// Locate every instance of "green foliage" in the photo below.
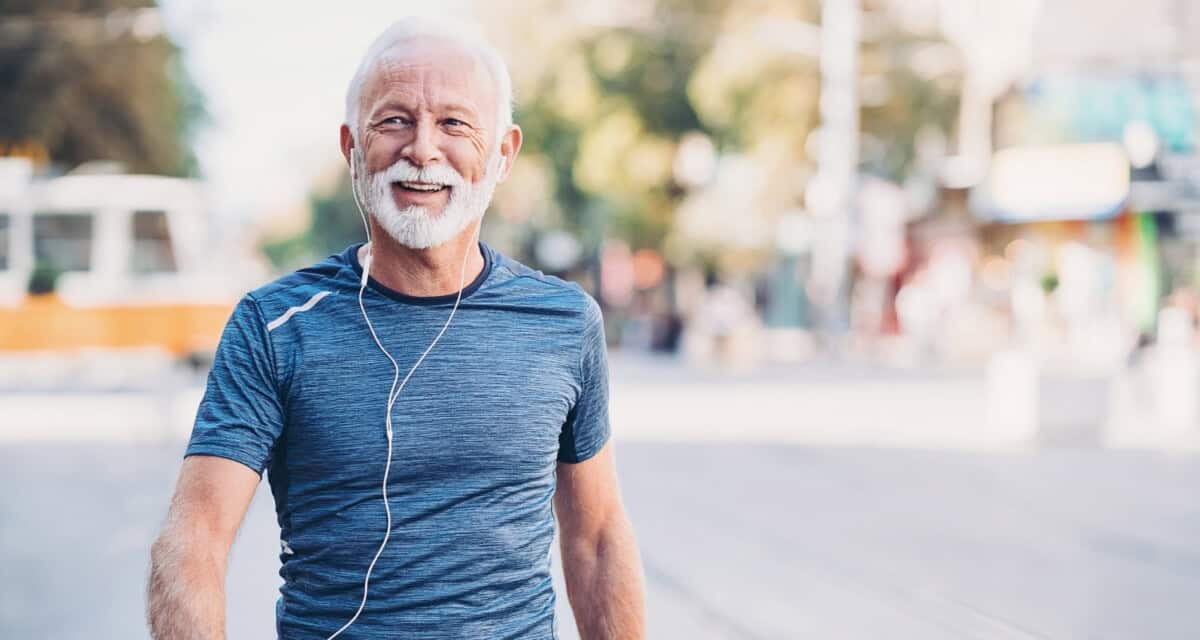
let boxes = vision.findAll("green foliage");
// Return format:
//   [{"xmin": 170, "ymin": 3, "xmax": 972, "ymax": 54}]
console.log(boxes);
[
  {"xmin": 584, "ymin": 28, "xmax": 706, "ymax": 138},
  {"xmin": 272, "ymin": 0, "xmax": 962, "ymax": 274},
  {"xmin": 858, "ymin": 21, "xmax": 961, "ymax": 181},
  {"xmin": 27, "ymin": 260, "xmax": 60, "ymax": 296},
  {"xmin": 0, "ymin": 1, "xmax": 205, "ymax": 176},
  {"xmin": 1040, "ymin": 271, "xmax": 1059, "ymax": 294},
  {"xmin": 262, "ymin": 174, "xmax": 364, "ymax": 270}
]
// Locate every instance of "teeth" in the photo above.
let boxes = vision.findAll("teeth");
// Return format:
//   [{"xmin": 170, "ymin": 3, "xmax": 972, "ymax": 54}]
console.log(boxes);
[{"xmin": 399, "ymin": 182, "xmax": 444, "ymax": 192}]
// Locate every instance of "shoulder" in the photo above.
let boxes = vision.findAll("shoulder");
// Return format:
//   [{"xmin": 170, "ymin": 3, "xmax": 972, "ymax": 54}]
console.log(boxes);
[
  {"xmin": 485, "ymin": 245, "xmax": 601, "ymax": 323},
  {"xmin": 241, "ymin": 246, "xmax": 356, "ymax": 322}
]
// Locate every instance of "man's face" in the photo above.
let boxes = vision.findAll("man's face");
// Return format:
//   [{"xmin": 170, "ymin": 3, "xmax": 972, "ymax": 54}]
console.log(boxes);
[{"xmin": 356, "ymin": 40, "xmax": 500, "ymax": 230}]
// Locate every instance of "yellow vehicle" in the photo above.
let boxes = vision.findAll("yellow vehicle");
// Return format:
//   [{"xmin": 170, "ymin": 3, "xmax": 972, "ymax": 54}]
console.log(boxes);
[{"xmin": 0, "ymin": 159, "xmax": 259, "ymax": 359}]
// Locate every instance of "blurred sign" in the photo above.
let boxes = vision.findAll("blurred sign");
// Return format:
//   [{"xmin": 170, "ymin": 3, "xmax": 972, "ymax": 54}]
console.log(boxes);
[
  {"xmin": 1023, "ymin": 72, "xmax": 1195, "ymax": 152},
  {"xmin": 1128, "ymin": 180, "xmax": 1200, "ymax": 213},
  {"xmin": 979, "ymin": 143, "xmax": 1130, "ymax": 222}
]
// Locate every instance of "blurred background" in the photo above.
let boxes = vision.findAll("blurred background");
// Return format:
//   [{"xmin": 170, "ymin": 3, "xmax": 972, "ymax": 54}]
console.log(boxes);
[{"xmin": 2, "ymin": 0, "xmax": 1199, "ymax": 638}]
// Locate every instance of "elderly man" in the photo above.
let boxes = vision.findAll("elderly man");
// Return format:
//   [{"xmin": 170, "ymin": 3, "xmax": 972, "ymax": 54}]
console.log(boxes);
[{"xmin": 147, "ymin": 17, "xmax": 645, "ymax": 640}]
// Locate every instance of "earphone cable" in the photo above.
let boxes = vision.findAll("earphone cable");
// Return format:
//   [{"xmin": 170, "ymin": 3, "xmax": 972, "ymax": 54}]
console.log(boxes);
[{"xmin": 327, "ymin": 150, "xmax": 477, "ymax": 639}]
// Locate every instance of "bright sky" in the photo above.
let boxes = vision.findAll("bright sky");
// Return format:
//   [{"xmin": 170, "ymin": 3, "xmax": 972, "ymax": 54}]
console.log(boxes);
[{"xmin": 160, "ymin": 0, "xmax": 471, "ymax": 233}]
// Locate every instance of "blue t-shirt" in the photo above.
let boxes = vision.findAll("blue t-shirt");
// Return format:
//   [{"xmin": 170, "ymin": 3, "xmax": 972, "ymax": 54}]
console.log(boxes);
[{"xmin": 186, "ymin": 242, "xmax": 610, "ymax": 639}]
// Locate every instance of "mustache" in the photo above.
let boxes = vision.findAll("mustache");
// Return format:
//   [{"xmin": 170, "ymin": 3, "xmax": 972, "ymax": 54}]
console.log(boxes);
[{"xmin": 371, "ymin": 159, "xmax": 465, "ymax": 188}]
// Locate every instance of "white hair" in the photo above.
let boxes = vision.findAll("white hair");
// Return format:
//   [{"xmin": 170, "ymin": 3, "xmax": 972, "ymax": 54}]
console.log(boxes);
[
  {"xmin": 345, "ymin": 17, "xmax": 514, "ymax": 145},
  {"xmin": 363, "ymin": 151, "xmax": 503, "ymax": 249}
]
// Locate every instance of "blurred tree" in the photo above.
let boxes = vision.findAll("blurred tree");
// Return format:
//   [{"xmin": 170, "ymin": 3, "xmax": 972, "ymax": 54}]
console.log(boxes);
[
  {"xmin": 0, "ymin": 0, "xmax": 204, "ymax": 176},
  {"xmin": 268, "ymin": 0, "xmax": 962, "ymax": 280},
  {"xmin": 857, "ymin": 0, "xmax": 962, "ymax": 182},
  {"xmin": 261, "ymin": 174, "xmax": 363, "ymax": 270},
  {"xmin": 485, "ymin": 0, "xmax": 788, "ymax": 266}
]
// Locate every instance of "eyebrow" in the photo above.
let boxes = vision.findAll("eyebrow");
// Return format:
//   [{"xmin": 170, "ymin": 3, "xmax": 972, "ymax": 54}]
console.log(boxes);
[
  {"xmin": 368, "ymin": 101, "xmax": 481, "ymax": 124},
  {"xmin": 367, "ymin": 101, "xmax": 413, "ymax": 120}
]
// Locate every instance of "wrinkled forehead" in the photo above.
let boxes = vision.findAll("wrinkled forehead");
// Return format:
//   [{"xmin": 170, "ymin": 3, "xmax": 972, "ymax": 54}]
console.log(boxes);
[{"xmin": 358, "ymin": 38, "xmax": 497, "ymax": 123}]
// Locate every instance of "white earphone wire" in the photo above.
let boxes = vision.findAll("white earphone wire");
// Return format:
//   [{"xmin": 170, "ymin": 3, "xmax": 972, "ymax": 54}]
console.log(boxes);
[{"xmin": 327, "ymin": 148, "xmax": 478, "ymax": 639}]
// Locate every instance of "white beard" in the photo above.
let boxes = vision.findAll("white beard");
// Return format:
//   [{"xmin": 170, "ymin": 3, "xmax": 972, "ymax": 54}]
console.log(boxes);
[{"xmin": 363, "ymin": 152, "xmax": 502, "ymax": 250}]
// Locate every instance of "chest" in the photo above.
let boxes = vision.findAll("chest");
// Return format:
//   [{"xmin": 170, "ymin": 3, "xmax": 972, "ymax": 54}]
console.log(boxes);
[{"xmin": 276, "ymin": 308, "xmax": 580, "ymax": 486}]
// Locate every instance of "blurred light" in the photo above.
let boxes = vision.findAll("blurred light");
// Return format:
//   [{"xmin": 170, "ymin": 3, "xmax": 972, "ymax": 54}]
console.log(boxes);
[
  {"xmin": 940, "ymin": 0, "xmax": 1041, "ymax": 97},
  {"xmin": 895, "ymin": 280, "xmax": 935, "ymax": 335},
  {"xmin": 1123, "ymin": 120, "xmax": 1160, "ymax": 170},
  {"xmin": 601, "ymin": 241, "xmax": 635, "ymax": 308},
  {"xmin": 858, "ymin": 74, "xmax": 892, "ymax": 107},
  {"xmin": 981, "ymin": 144, "xmax": 1130, "ymax": 221},
  {"xmin": 1012, "ymin": 281, "xmax": 1046, "ymax": 325},
  {"xmin": 776, "ymin": 210, "xmax": 812, "ymax": 255},
  {"xmin": 903, "ymin": 176, "xmax": 937, "ymax": 214},
  {"xmin": 804, "ymin": 173, "xmax": 842, "ymax": 217},
  {"xmin": 858, "ymin": 178, "xmax": 908, "ymax": 277},
  {"xmin": 888, "ymin": 0, "xmax": 941, "ymax": 35},
  {"xmin": 534, "ymin": 230, "xmax": 581, "ymax": 272},
  {"xmin": 940, "ymin": 154, "xmax": 985, "ymax": 189},
  {"xmin": 927, "ymin": 246, "xmax": 973, "ymax": 303},
  {"xmin": 914, "ymin": 125, "xmax": 947, "ymax": 169},
  {"xmin": 1158, "ymin": 307, "xmax": 1194, "ymax": 348},
  {"xmin": 980, "ymin": 256, "xmax": 1011, "ymax": 291},
  {"xmin": 751, "ymin": 17, "xmax": 821, "ymax": 57},
  {"xmin": 631, "ymin": 249, "xmax": 666, "ymax": 290},
  {"xmin": 804, "ymin": 127, "xmax": 824, "ymax": 163},
  {"xmin": 672, "ymin": 132, "xmax": 717, "ymax": 189},
  {"xmin": 1004, "ymin": 238, "xmax": 1031, "ymax": 262},
  {"xmin": 592, "ymin": 33, "xmax": 634, "ymax": 77},
  {"xmin": 907, "ymin": 43, "xmax": 962, "ymax": 79}
]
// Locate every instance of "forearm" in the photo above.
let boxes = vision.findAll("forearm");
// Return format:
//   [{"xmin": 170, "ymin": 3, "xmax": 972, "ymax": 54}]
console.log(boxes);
[
  {"xmin": 147, "ymin": 527, "xmax": 227, "ymax": 640},
  {"xmin": 561, "ymin": 517, "xmax": 646, "ymax": 639}
]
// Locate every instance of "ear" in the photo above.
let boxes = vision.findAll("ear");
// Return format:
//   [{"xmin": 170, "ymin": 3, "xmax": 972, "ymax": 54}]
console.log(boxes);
[
  {"xmin": 495, "ymin": 125, "xmax": 523, "ymax": 183},
  {"xmin": 339, "ymin": 124, "xmax": 356, "ymax": 177}
]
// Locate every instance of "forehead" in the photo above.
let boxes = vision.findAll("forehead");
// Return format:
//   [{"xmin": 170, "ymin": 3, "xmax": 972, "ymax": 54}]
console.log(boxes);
[{"xmin": 360, "ymin": 39, "xmax": 495, "ymax": 118}]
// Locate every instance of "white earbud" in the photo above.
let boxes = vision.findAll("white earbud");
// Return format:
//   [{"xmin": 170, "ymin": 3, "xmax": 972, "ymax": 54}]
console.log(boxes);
[{"xmin": 350, "ymin": 147, "xmax": 372, "ymax": 288}]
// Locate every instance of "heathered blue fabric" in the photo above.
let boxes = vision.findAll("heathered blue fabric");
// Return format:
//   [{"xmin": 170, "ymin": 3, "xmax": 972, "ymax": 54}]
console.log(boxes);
[{"xmin": 185, "ymin": 241, "xmax": 610, "ymax": 639}]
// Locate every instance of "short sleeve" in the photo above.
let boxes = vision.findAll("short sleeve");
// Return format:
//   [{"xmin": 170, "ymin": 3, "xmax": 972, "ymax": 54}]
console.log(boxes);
[
  {"xmin": 185, "ymin": 295, "xmax": 285, "ymax": 475},
  {"xmin": 558, "ymin": 298, "xmax": 611, "ymax": 463}
]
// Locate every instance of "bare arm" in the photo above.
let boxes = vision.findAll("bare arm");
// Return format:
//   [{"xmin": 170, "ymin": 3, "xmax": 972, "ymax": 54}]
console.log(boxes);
[
  {"xmin": 555, "ymin": 442, "xmax": 646, "ymax": 639},
  {"xmin": 147, "ymin": 455, "xmax": 260, "ymax": 640}
]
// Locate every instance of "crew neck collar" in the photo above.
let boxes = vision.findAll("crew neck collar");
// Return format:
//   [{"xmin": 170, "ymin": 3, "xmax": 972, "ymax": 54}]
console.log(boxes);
[{"xmin": 345, "ymin": 241, "xmax": 493, "ymax": 306}]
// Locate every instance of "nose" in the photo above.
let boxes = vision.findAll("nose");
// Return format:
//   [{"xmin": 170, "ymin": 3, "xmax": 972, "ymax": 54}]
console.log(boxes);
[{"xmin": 400, "ymin": 120, "xmax": 441, "ymax": 167}]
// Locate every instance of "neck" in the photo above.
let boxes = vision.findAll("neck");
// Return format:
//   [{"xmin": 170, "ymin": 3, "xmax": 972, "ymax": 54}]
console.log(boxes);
[{"xmin": 359, "ymin": 219, "xmax": 485, "ymax": 297}]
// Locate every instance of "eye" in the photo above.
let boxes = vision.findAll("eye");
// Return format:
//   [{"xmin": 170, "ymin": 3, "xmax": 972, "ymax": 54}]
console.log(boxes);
[
  {"xmin": 378, "ymin": 116, "xmax": 412, "ymax": 127},
  {"xmin": 443, "ymin": 118, "xmax": 469, "ymax": 128}
]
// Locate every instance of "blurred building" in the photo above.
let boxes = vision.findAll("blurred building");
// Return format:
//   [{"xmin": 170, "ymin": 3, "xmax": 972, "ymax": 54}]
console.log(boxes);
[
  {"xmin": 0, "ymin": 158, "xmax": 258, "ymax": 357},
  {"xmin": 881, "ymin": 0, "xmax": 1200, "ymax": 367}
]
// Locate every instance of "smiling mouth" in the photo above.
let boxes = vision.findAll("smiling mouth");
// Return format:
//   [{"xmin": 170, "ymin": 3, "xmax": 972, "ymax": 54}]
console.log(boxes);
[{"xmin": 394, "ymin": 181, "xmax": 449, "ymax": 193}]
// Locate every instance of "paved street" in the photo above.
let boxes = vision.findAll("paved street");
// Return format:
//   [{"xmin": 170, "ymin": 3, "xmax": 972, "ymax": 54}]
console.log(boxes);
[{"xmin": 2, "ymin": 441, "xmax": 1199, "ymax": 639}]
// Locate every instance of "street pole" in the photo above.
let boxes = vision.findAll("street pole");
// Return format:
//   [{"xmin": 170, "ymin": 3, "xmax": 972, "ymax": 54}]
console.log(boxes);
[{"xmin": 808, "ymin": 0, "xmax": 860, "ymax": 344}]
